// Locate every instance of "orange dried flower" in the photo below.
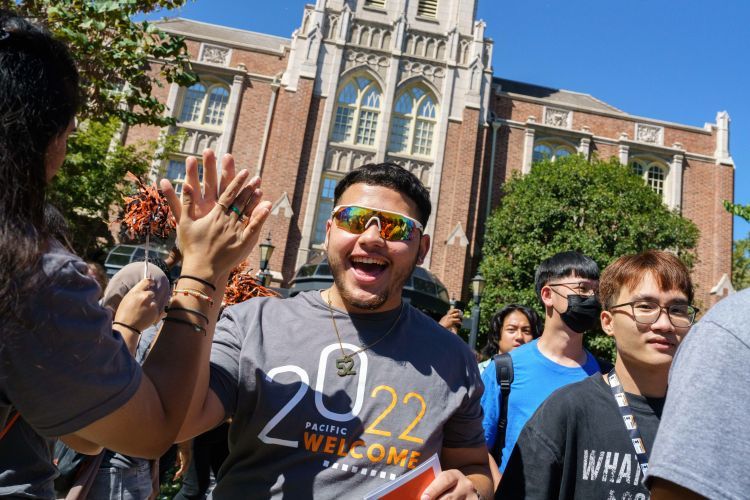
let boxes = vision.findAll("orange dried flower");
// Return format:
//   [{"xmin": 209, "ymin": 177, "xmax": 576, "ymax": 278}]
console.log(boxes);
[
  {"xmin": 223, "ymin": 262, "xmax": 280, "ymax": 305},
  {"xmin": 121, "ymin": 172, "xmax": 176, "ymax": 240}
]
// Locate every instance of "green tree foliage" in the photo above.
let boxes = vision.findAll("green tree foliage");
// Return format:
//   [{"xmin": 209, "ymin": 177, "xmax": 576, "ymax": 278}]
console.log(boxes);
[
  {"xmin": 732, "ymin": 238, "xmax": 750, "ymax": 291},
  {"xmin": 4, "ymin": 0, "xmax": 197, "ymax": 126},
  {"xmin": 2, "ymin": 1, "xmax": 197, "ymax": 258},
  {"xmin": 479, "ymin": 155, "xmax": 699, "ymax": 360},
  {"xmin": 722, "ymin": 202, "xmax": 749, "ymax": 291},
  {"xmin": 723, "ymin": 201, "xmax": 750, "ymax": 223},
  {"xmin": 48, "ymin": 120, "xmax": 175, "ymax": 260}
]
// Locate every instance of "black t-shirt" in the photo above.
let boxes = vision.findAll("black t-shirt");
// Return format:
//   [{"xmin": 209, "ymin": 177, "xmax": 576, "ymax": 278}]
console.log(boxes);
[{"xmin": 498, "ymin": 373, "xmax": 664, "ymax": 500}]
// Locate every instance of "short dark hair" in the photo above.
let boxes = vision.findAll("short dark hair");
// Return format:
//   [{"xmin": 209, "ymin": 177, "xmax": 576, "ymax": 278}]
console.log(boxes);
[
  {"xmin": 534, "ymin": 251, "xmax": 600, "ymax": 303},
  {"xmin": 599, "ymin": 250, "xmax": 694, "ymax": 309},
  {"xmin": 480, "ymin": 304, "xmax": 542, "ymax": 358},
  {"xmin": 333, "ymin": 163, "xmax": 432, "ymax": 226}
]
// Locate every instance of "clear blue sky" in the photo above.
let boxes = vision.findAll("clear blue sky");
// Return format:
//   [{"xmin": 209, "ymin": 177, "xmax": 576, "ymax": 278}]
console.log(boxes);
[{"xmin": 144, "ymin": 0, "xmax": 750, "ymax": 241}]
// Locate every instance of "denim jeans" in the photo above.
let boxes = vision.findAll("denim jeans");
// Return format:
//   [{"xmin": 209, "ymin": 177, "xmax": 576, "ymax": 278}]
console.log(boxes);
[{"xmin": 88, "ymin": 459, "xmax": 152, "ymax": 500}]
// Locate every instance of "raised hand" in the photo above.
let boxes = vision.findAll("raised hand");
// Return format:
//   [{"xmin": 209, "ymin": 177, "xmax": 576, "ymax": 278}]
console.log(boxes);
[
  {"xmin": 160, "ymin": 151, "xmax": 272, "ymax": 280},
  {"xmin": 161, "ymin": 149, "xmax": 236, "ymax": 223},
  {"xmin": 439, "ymin": 308, "xmax": 464, "ymax": 334}
]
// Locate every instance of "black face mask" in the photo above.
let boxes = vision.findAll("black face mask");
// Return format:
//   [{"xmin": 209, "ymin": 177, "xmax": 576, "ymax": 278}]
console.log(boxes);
[{"xmin": 560, "ymin": 294, "xmax": 601, "ymax": 333}]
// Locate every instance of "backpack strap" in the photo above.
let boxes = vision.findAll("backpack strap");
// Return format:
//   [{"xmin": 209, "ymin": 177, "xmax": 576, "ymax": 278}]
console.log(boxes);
[
  {"xmin": 491, "ymin": 353, "xmax": 514, "ymax": 462},
  {"xmin": 595, "ymin": 355, "xmax": 614, "ymax": 373}
]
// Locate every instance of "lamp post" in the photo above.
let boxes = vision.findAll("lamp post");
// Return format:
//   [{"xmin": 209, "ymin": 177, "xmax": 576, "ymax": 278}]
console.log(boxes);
[
  {"xmin": 258, "ymin": 232, "xmax": 275, "ymax": 287},
  {"xmin": 468, "ymin": 273, "xmax": 486, "ymax": 351}
]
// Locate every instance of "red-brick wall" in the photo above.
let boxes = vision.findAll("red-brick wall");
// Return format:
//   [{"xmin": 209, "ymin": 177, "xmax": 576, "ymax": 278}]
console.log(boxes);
[
  {"xmin": 228, "ymin": 79, "xmax": 276, "ymax": 170},
  {"xmin": 682, "ymin": 159, "xmax": 734, "ymax": 308},
  {"xmin": 431, "ymin": 109, "xmax": 483, "ymax": 300},
  {"xmin": 279, "ymin": 92, "xmax": 327, "ymax": 284},
  {"xmin": 231, "ymin": 47, "xmax": 288, "ymax": 75},
  {"xmin": 241, "ymin": 78, "xmax": 317, "ymax": 285}
]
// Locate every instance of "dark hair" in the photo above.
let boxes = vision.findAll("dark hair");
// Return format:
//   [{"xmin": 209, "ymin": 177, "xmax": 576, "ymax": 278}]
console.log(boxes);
[
  {"xmin": 480, "ymin": 304, "xmax": 542, "ymax": 358},
  {"xmin": 333, "ymin": 163, "xmax": 432, "ymax": 226},
  {"xmin": 0, "ymin": 10, "xmax": 80, "ymax": 323},
  {"xmin": 599, "ymin": 250, "xmax": 694, "ymax": 309},
  {"xmin": 44, "ymin": 204, "xmax": 74, "ymax": 252},
  {"xmin": 534, "ymin": 251, "xmax": 599, "ymax": 304}
]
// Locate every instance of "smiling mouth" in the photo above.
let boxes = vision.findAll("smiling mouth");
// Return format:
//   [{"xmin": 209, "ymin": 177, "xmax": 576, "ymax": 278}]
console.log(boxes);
[
  {"xmin": 350, "ymin": 256, "xmax": 389, "ymax": 278},
  {"xmin": 647, "ymin": 338, "xmax": 675, "ymax": 348}
]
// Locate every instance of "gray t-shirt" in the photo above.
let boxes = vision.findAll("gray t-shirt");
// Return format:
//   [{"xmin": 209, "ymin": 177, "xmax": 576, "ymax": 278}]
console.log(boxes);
[
  {"xmin": 208, "ymin": 291, "xmax": 485, "ymax": 499},
  {"xmin": 648, "ymin": 288, "xmax": 750, "ymax": 499},
  {"xmin": 0, "ymin": 242, "xmax": 142, "ymax": 498}
]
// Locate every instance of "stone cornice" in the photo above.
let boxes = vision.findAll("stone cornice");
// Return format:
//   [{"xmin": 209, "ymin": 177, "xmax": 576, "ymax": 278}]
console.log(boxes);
[
  {"xmin": 496, "ymin": 91, "xmax": 713, "ymax": 136},
  {"xmin": 491, "ymin": 118, "xmax": 720, "ymax": 163},
  {"xmin": 161, "ymin": 28, "xmax": 289, "ymax": 56}
]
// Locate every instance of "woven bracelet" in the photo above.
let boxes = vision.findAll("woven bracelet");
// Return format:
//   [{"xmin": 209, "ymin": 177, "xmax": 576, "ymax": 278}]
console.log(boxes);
[{"xmin": 172, "ymin": 288, "xmax": 214, "ymax": 307}]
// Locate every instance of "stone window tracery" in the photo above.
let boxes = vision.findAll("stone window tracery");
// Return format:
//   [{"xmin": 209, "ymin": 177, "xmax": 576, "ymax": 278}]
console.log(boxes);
[
  {"xmin": 178, "ymin": 81, "xmax": 230, "ymax": 128},
  {"xmin": 387, "ymin": 84, "xmax": 438, "ymax": 158},
  {"xmin": 330, "ymin": 75, "xmax": 383, "ymax": 147}
]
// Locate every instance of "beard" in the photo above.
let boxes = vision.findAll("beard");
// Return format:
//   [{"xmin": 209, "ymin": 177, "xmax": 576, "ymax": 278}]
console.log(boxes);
[{"xmin": 328, "ymin": 251, "xmax": 420, "ymax": 311}]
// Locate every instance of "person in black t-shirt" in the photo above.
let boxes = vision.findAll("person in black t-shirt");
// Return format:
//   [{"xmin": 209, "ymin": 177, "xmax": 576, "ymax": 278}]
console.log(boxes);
[{"xmin": 498, "ymin": 251, "xmax": 697, "ymax": 500}]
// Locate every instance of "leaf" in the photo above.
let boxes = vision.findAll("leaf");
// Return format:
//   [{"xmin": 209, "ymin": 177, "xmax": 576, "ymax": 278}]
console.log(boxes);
[{"xmin": 12, "ymin": 0, "xmax": 194, "ymax": 127}]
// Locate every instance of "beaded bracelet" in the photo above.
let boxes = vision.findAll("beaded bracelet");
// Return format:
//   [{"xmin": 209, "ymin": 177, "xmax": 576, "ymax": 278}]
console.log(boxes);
[
  {"xmin": 165, "ymin": 306, "xmax": 210, "ymax": 325},
  {"xmin": 177, "ymin": 275, "xmax": 216, "ymax": 291},
  {"xmin": 172, "ymin": 288, "xmax": 214, "ymax": 307},
  {"xmin": 113, "ymin": 321, "xmax": 141, "ymax": 336},
  {"xmin": 163, "ymin": 316, "xmax": 206, "ymax": 336}
]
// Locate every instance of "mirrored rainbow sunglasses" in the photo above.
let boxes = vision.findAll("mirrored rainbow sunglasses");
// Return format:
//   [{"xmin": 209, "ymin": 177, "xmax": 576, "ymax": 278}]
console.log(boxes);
[{"xmin": 330, "ymin": 205, "xmax": 424, "ymax": 241}]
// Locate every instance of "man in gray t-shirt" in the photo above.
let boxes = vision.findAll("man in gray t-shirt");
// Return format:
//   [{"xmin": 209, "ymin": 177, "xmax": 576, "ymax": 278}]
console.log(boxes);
[
  {"xmin": 178, "ymin": 164, "xmax": 492, "ymax": 499},
  {"xmin": 648, "ymin": 288, "xmax": 750, "ymax": 500}
]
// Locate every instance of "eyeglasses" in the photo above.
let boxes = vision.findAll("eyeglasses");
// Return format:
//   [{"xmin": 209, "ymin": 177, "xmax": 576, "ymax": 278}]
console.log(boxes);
[
  {"xmin": 330, "ymin": 205, "xmax": 424, "ymax": 242},
  {"xmin": 548, "ymin": 281, "xmax": 598, "ymax": 297},
  {"xmin": 609, "ymin": 300, "xmax": 698, "ymax": 328}
]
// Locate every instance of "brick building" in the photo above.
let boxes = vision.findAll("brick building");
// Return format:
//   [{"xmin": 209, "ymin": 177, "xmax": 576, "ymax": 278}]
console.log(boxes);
[{"xmin": 123, "ymin": 0, "xmax": 735, "ymax": 308}]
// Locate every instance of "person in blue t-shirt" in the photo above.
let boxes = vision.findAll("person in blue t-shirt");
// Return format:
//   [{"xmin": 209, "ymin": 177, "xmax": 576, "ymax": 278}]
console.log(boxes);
[{"xmin": 480, "ymin": 251, "xmax": 605, "ymax": 477}]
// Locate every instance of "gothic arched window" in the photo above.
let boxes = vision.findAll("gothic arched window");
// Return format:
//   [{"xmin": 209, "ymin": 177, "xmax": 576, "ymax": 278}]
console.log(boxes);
[
  {"xmin": 388, "ymin": 85, "xmax": 438, "ymax": 157},
  {"xmin": 178, "ymin": 82, "xmax": 230, "ymax": 127},
  {"xmin": 331, "ymin": 75, "xmax": 383, "ymax": 147}
]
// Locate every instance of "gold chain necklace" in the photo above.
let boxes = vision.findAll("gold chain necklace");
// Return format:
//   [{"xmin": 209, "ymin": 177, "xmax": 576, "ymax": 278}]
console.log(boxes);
[{"xmin": 325, "ymin": 290, "xmax": 404, "ymax": 377}]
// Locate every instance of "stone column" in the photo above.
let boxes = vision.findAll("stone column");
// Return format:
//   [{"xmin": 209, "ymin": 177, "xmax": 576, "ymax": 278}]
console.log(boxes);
[
  {"xmin": 578, "ymin": 137, "xmax": 591, "ymax": 158},
  {"xmin": 618, "ymin": 133, "xmax": 630, "ymax": 165},
  {"xmin": 522, "ymin": 125, "xmax": 535, "ymax": 174},
  {"xmin": 217, "ymin": 74, "xmax": 245, "ymax": 160},
  {"xmin": 670, "ymin": 152, "xmax": 684, "ymax": 211}
]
